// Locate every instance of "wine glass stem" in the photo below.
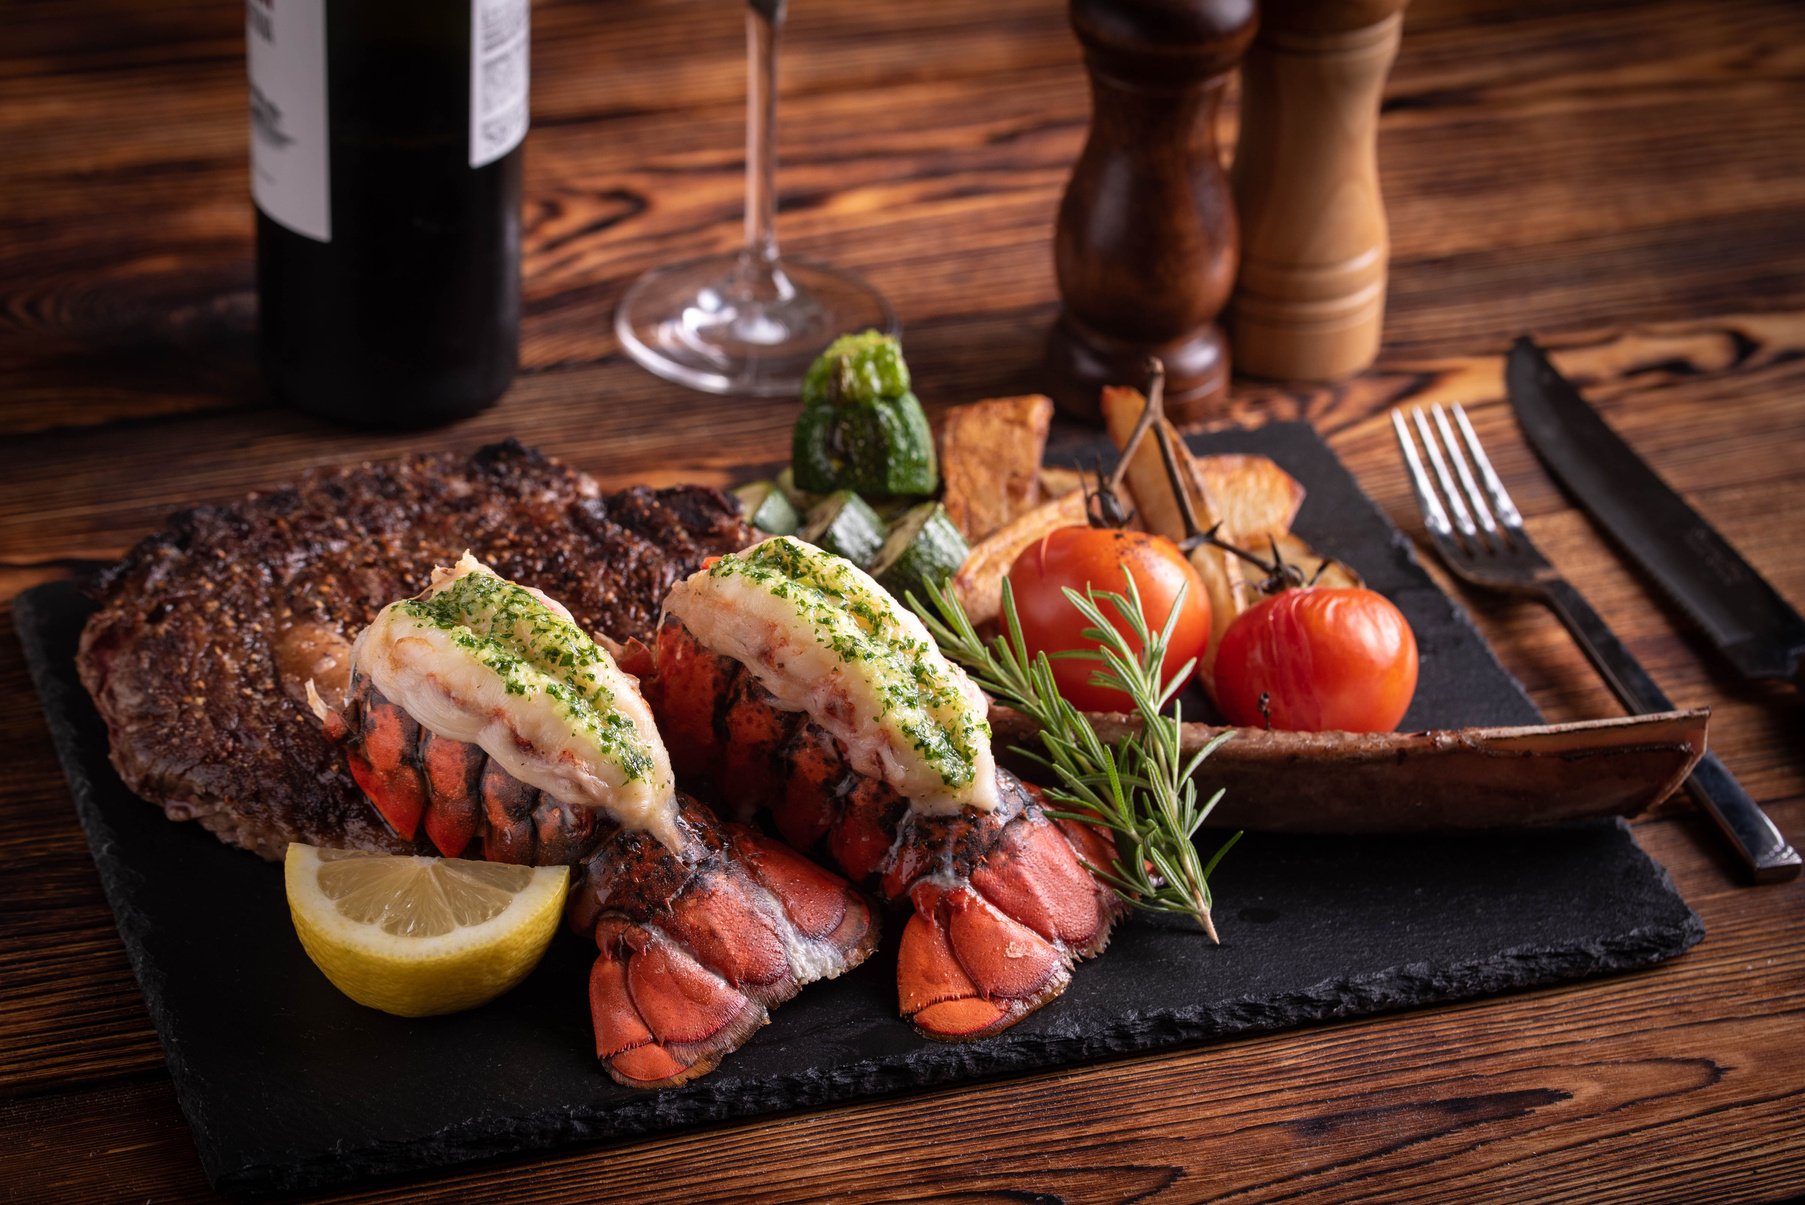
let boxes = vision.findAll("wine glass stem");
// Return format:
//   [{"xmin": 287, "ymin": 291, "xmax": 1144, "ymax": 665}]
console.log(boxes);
[{"xmin": 743, "ymin": 1, "xmax": 784, "ymax": 271}]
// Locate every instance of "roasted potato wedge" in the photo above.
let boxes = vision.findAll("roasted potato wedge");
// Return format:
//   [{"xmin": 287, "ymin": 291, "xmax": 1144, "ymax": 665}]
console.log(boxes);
[
  {"xmin": 1036, "ymin": 465, "xmax": 1086, "ymax": 503},
  {"xmin": 939, "ymin": 394, "xmax": 1054, "ymax": 542},
  {"xmin": 949, "ymin": 488, "xmax": 1088, "ymax": 627},
  {"xmin": 1195, "ymin": 454, "xmax": 1304, "ymax": 543}
]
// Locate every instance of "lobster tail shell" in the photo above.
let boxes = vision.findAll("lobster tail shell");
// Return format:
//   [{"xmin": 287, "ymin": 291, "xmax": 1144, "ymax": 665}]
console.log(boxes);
[
  {"xmin": 569, "ymin": 796, "xmax": 880, "ymax": 1088},
  {"xmin": 645, "ymin": 619, "xmax": 1127, "ymax": 1041},
  {"xmin": 325, "ymin": 674, "xmax": 600, "ymax": 866},
  {"xmin": 895, "ymin": 793, "xmax": 1121, "ymax": 1039}
]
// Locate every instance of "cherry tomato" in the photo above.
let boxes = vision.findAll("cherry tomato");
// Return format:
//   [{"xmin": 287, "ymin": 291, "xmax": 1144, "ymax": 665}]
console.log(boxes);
[
  {"xmin": 1213, "ymin": 587, "xmax": 1418, "ymax": 732},
  {"xmin": 1007, "ymin": 527, "xmax": 1211, "ymax": 712}
]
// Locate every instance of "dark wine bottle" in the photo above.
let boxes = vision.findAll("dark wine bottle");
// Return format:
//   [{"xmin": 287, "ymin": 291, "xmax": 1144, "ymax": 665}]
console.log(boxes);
[{"xmin": 248, "ymin": 0, "xmax": 527, "ymax": 428}]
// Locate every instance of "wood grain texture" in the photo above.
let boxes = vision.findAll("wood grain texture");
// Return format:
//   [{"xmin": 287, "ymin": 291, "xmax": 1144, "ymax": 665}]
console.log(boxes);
[{"xmin": 2, "ymin": 0, "xmax": 1803, "ymax": 1200}]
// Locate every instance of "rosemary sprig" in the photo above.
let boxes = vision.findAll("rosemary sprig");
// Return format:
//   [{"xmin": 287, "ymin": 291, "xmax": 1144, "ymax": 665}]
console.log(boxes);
[{"xmin": 911, "ymin": 573, "xmax": 1240, "ymax": 939}]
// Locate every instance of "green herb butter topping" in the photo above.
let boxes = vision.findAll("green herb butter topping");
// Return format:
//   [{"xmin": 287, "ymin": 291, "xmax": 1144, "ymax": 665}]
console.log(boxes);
[
  {"xmin": 353, "ymin": 554, "xmax": 679, "ymax": 847},
  {"xmin": 668, "ymin": 536, "xmax": 997, "ymax": 814},
  {"xmin": 397, "ymin": 571, "xmax": 654, "ymax": 783}
]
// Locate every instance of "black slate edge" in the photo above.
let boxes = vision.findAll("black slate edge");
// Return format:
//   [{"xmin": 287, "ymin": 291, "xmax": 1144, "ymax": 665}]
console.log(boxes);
[
  {"xmin": 222, "ymin": 901, "xmax": 1702, "ymax": 1195},
  {"xmin": 18, "ymin": 577, "xmax": 1703, "ymax": 1198},
  {"xmin": 18, "ymin": 586, "xmax": 307, "ymax": 1184},
  {"xmin": 14, "ymin": 586, "xmax": 226, "ymax": 1177}
]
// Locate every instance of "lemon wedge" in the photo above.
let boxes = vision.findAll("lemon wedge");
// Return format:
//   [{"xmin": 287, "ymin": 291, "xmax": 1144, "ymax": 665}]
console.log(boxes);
[{"xmin": 285, "ymin": 844, "xmax": 569, "ymax": 1017}]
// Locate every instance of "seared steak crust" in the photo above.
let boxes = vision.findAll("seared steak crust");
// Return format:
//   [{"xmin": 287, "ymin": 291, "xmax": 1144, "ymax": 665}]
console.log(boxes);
[{"xmin": 77, "ymin": 440, "xmax": 751, "ymax": 860}]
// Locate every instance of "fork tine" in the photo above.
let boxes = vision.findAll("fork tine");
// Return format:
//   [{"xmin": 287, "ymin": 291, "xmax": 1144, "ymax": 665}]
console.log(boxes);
[
  {"xmin": 1411, "ymin": 407, "xmax": 1482, "ymax": 547},
  {"xmin": 1391, "ymin": 409, "xmax": 1457, "ymax": 546},
  {"xmin": 1430, "ymin": 404, "xmax": 1502, "ymax": 544},
  {"xmin": 1450, "ymin": 402, "xmax": 1525, "ymax": 530}
]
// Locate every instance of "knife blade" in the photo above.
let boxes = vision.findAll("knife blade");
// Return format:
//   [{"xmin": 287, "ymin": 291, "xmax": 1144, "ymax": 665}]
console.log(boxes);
[{"xmin": 1507, "ymin": 336, "xmax": 1805, "ymax": 688}]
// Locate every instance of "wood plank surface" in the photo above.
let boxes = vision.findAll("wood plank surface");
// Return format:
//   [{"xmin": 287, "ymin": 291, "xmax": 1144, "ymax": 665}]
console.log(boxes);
[{"xmin": 2, "ymin": 0, "xmax": 1803, "ymax": 1200}]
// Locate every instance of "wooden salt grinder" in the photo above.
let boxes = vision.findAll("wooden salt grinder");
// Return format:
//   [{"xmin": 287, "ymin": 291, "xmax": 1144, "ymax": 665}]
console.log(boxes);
[
  {"xmin": 1046, "ymin": 0, "xmax": 1258, "ymax": 423},
  {"xmin": 1230, "ymin": 0, "xmax": 1408, "ymax": 381}
]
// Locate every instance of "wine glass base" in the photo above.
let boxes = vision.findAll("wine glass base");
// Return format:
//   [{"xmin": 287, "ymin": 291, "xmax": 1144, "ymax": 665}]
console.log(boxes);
[{"xmin": 615, "ymin": 253, "xmax": 896, "ymax": 397}]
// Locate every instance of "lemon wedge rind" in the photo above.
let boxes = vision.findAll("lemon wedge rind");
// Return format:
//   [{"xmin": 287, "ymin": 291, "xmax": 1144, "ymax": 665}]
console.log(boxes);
[{"xmin": 284, "ymin": 844, "xmax": 569, "ymax": 1018}]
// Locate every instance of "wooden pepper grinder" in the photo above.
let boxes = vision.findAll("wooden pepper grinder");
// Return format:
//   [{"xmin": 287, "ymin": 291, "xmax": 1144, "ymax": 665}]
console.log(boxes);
[
  {"xmin": 1046, "ymin": 0, "xmax": 1258, "ymax": 423},
  {"xmin": 1230, "ymin": 0, "xmax": 1409, "ymax": 381}
]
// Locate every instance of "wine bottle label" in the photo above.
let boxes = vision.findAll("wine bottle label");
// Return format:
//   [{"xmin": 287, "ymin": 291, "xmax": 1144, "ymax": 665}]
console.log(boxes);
[
  {"xmin": 247, "ymin": 0, "xmax": 331, "ymax": 243},
  {"xmin": 470, "ymin": 0, "xmax": 530, "ymax": 169}
]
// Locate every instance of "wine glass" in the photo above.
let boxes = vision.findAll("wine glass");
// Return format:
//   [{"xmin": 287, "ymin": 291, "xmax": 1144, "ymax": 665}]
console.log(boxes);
[{"xmin": 615, "ymin": 0, "xmax": 895, "ymax": 396}]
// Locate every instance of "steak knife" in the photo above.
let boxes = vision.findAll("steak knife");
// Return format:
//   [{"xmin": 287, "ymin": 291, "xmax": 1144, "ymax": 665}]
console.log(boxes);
[
  {"xmin": 1508, "ymin": 335, "xmax": 1801, "ymax": 882},
  {"xmin": 1508, "ymin": 336, "xmax": 1805, "ymax": 687}
]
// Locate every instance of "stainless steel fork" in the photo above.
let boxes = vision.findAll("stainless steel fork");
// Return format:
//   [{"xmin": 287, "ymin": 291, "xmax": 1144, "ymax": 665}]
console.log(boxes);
[{"xmin": 1393, "ymin": 402, "xmax": 1799, "ymax": 881}]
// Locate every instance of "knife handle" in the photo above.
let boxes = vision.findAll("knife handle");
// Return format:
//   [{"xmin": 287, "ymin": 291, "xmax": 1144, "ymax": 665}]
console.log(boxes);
[{"xmin": 1543, "ymin": 579, "xmax": 1802, "ymax": 883}]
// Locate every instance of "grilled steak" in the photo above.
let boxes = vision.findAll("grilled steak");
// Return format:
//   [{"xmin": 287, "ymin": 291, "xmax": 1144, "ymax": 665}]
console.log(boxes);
[{"xmin": 77, "ymin": 440, "xmax": 752, "ymax": 860}]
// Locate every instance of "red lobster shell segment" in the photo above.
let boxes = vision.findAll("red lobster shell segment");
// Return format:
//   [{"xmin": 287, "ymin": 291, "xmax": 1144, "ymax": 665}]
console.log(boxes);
[
  {"xmin": 568, "ymin": 796, "xmax": 880, "ymax": 1088},
  {"xmin": 323, "ymin": 676, "xmax": 601, "ymax": 866},
  {"xmin": 639, "ymin": 619, "xmax": 1128, "ymax": 1041}
]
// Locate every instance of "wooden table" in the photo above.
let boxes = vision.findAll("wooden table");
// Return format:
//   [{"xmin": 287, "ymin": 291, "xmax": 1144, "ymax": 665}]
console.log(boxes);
[{"xmin": 4, "ymin": 0, "xmax": 1803, "ymax": 1199}]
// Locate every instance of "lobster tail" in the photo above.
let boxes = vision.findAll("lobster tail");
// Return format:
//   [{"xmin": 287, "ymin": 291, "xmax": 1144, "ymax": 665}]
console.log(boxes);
[
  {"xmin": 646, "ymin": 619, "xmax": 1128, "ymax": 1041},
  {"xmin": 570, "ymin": 797, "xmax": 880, "ymax": 1089},
  {"xmin": 588, "ymin": 921, "xmax": 766, "ymax": 1088},
  {"xmin": 895, "ymin": 793, "xmax": 1121, "ymax": 1040}
]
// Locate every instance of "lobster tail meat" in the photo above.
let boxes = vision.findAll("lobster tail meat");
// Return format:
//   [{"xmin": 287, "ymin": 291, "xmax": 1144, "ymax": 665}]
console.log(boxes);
[
  {"xmin": 330, "ymin": 551, "xmax": 680, "ymax": 852},
  {"xmin": 570, "ymin": 796, "xmax": 879, "ymax": 1088},
  {"xmin": 662, "ymin": 536, "xmax": 999, "ymax": 816},
  {"xmin": 648, "ymin": 537, "xmax": 1127, "ymax": 1040},
  {"xmin": 317, "ymin": 552, "xmax": 679, "ymax": 863}
]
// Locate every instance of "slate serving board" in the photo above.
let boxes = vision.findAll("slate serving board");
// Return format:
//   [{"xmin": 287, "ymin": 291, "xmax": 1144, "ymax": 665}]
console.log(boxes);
[{"xmin": 15, "ymin": 423, "xmax": 1702, "ymax": 1196}]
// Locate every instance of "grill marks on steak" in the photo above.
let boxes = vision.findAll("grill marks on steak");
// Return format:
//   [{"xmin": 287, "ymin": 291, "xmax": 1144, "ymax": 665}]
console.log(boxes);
[{"xmin": 77, "ymin": 440, "xmax": 752, "ymax": 861}]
